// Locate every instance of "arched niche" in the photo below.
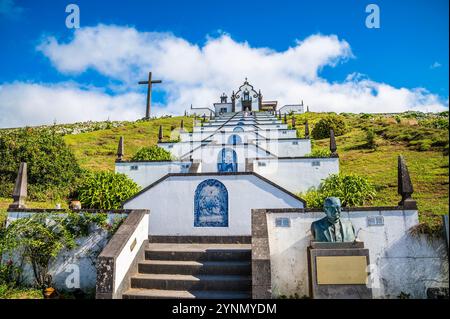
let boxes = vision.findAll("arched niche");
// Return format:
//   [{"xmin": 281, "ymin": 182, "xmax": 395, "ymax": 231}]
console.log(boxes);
[{"xmin": 194, "ymin": 179, "xmax": 228, "ymax": 227}]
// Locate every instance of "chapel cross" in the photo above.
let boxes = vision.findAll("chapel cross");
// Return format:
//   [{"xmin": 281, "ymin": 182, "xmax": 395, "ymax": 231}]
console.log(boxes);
[{"xmin": 138, "ymin": 72, "xmax": 162, "ymax": 119}]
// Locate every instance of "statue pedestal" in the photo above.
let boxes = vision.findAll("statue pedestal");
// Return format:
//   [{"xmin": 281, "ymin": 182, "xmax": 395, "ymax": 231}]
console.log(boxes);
[{"xmin": 307, "ymin": 241, "xmax": 373, "ymax": 299}]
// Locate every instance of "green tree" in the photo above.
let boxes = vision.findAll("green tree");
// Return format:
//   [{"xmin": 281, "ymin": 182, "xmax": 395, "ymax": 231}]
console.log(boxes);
[
  {"xmin": 311, "ymin": 115, "xmax": 348, "ymax": 139},
  {"xmin": 365, "ymin": 128, "xmax": 378, "ymax": 150},
  {"xmin": 131, "ymin": 146, "xmax": 172, "ymax": 161},
  {"xmin": 4, "ymin": 214, "xmax": 75, "ymax": 288},
  {"xmin": 76, "ymin": 171, "xmax": 140, "ymax": 209},
  {"xmin": 0, "ymin": 128, "xmax": 82, "ymax": 199},
  {"xmin": 4, "ymin": 211, "xmax": 110, "ymax": 288}
]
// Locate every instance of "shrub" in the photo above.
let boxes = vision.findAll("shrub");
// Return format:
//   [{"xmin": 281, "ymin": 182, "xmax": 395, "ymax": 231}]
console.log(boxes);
[
  {"xmin": 4, "ymin": 214, "xmax": 75, "ymax": 288},
  {"xmin": 305, "ymin": 148, "xmax": 331, "ymax": 158},
  {"xmin": 4, "ymin": 211, "xmax": 111, "ymax": 288},
  {"xmin": 420, "ymin": 118, "xmax": 449, "ymax": 130},
  {"xmin": 311, "ymin": 115, "xmax": 347, "ymax": 139},
  {"xmin": 409, "ymin": 139, "xmax": 433, "ymax": 151},
  {"xmin": 76, "ymin": 171, "xmax": 140, "ymax": 209},
  {"xmin": 365, "ymin": 128, "xmax": 377, "ymax": 150},
  {"xmin": 131, "ymin": 146, "xmax": 172, "ymax": 161},
  {"xmin": 360, "ymin": 113, "xmax": 373, "ymax": 120},
  {"xmin": 0, "ymin": 128, "xmax": 82, "ymax": 199},
  {"xmin": 299, "ymin": 173, "xmax": 376, "ymax": 208}
]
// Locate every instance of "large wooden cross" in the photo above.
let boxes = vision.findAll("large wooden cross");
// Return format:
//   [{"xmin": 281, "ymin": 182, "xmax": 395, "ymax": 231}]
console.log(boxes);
[{"xmin": 138, "ymin": 72, "xmax": 162, "ymax": 119}]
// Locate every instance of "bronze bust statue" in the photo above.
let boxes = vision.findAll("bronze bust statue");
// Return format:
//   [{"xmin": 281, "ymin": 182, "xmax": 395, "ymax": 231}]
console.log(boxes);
[{"xmin": 311, "ymin": 197, "xmax": 356, "ymax": 242}]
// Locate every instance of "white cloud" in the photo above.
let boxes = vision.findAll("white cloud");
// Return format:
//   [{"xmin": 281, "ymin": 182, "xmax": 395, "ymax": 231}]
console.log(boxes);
[
  {"xmin": 0, "ymin": 82, "xmax": 145, "ymax": 128},
  {"xmin": 430, "ymin": 61, "xmax": 442, "ymax": 69},
  {"xmin": 0, "ymin": 24, "xmax": 447, "ymax": 128}
]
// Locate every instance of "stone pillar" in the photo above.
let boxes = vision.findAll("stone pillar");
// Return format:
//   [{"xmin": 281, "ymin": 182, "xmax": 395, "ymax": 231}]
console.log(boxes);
[
  {"xmin": 305, "ymin": 120, "xmax": 310, "ymax": 138},
  {"xmin": 231, "ymin": 91, "xmax": 236, "ymax": 112},
  {"xmin": 397, "ymin": 155, "xmax": 417, "ymax": 209},
  {"xmin": 330, "ymin": 129, "xmax": 338, "ymax": 157},
  {"xmin": 116, "ymin": 136, "xmax": 124, "ymax": 161},
  {"xmin": 158, "ymin": 125, "xmax": 163, "ymax": 142},
  {"xmin": 9, "ymin": 162, "xmax": 27, "ymax": 209},
  {"xmin": 258, "ymin": 89, "xmax": 262, "ymax": 110}
]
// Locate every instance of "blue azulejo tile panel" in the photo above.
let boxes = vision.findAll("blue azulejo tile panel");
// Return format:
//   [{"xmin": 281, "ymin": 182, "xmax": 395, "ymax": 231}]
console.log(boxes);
[
  {"xmin": 194, "ymin": 179, "xmax": 229, "ymax": 227},
  {"xmin": 228, "ymin": 134, "xmax": 242, "ymax": 145},
  {"xmin": 217, "ymin": 148, "xmax": 238, "ymax": 172}
]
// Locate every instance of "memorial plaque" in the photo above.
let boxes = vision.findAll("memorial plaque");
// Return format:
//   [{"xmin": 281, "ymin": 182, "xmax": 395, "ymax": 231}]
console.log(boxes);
[{"xmin": 316, "ymin": 256, "xmax": 368, "ymax": 285}]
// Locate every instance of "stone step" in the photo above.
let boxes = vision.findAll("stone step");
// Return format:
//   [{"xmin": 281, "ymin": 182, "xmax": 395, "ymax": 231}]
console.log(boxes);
[
  {"xmin": 138, "ymin": 260, "xmax": 251, "ymax": 275},
  {"xmin": 148, "ymin": 236, "xmax": 251, "ymax": 244},
  {"xmin": 130, "ymin": 273, "xmax": 251, "ymax": 291},
  {"xmin": 123, "ymin": 288, "xmax": 251, "ymax": 299},
  {"xmin": 145, "ymin": 243, "xmax": 251, "ymax": 262}
]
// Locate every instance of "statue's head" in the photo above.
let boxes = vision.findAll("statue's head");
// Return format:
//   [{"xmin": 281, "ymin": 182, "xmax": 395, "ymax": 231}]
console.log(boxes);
[{"xmin": 323, "ymin": 197, "xmax": 341, "ymax": 223}]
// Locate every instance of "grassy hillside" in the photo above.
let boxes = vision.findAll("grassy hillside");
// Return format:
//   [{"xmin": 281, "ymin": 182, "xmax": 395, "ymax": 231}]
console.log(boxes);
[
  {"xmin": 64, "ymin": 116, "xmax": 194, "ymax": 171},
  {"xmin": 1, "ymin": 112, "xmax": 448, "ymax": 227}
]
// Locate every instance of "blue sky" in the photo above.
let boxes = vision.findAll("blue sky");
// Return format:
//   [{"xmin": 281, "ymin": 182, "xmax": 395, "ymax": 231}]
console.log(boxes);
[{"xmin": 0, "ymin": 0, "xmax": 448, "ymax": 127}]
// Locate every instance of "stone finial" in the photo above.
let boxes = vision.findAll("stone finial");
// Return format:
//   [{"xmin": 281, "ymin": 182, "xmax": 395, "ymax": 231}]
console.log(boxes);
[
  {"xmin": 330, "ymin": 129, "xmax": 338, "ymax": 157},
  {"xmin": 210, "ymin": 112, "xmax": 213, "ymax": 120},
  {"xmin": 220, "ymin": 92, "xmax": 228, "ymax": 103},
  {"xmin": 9, "ymin": 162, "xmax": 27, "ymax": 209},
  {"xmin": 292, "ymin": 116, "xmax": 296, "ymax": 128},
  {"xmin": 398, "ymin": 155, "xmax": 417, "ymax": 208},
  {"xmin": 158, "ymin": 125, "xmax": 163, "ymax": 142},
  {"xmin": 305, "ymin": 120, "xmax": 310, "ymax": 138},
  {"xmin": 307, "ymin": 105, "xmax": 310, "ymax": 113},
  {"xmin": 116, "ymin": 136, "xmax": 124, "ymax": 161}
]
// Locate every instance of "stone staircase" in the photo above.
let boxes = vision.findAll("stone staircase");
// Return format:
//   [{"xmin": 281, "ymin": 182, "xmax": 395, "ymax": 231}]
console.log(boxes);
[{"xmin": 122, "ymin": 240, "xmax": 252, "ymax": 299}]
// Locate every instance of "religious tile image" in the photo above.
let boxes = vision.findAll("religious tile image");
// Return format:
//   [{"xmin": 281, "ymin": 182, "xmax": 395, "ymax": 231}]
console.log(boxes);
[
  {"xmin": 0, "ymin": 0, "xmax": 448, "ymax": 305},
  {"xmin": 194, "ymin": 179, "xmax": 229, "ymax": 227}
]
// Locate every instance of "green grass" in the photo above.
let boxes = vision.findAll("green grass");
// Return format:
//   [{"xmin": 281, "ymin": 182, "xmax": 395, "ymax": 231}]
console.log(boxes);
[
  {"xmin": 297, "ymin": 112, "xmax": 449, "ymax": 223},
  {"xmin": 0, "ymin": 285, "xmax": 42, "ymax": 299},
  {"xmin": 64, "ymin": 116, "xmax": 194, "ymax": 171}
]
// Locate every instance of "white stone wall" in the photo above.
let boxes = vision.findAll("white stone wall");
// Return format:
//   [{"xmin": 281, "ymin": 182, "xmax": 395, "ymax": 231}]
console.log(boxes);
[
  {"xmin": 180, "ymin": 129, "xmax": 297, "ymax": 142},
  {"xmin": 113, "ymin": 212, "xmax": 149, "ymax": 296},
  {"xmin": 257, "ymin": 129, "xmax": 297, "ymax": 139},
  {"xmin": 5, "ymin": 212, "xmax": 127, "ymax": 291},
  {"xmin": 279, "ymin": 104, "xmax": 305, "ymax": 114},
  {"xmin": 184, "ymin": 144, "xmax": 275, "ymax": 171},
  {"xmin": 256, "ymin": 139, "xmax": 311, "ymax": 157},
  {"xmin": 253, "ymin": 157, "xmax": 339, "ymax": 193},
  {"xmin": 158, "ymin": 142, "xmax": 204, "ymax": 158},
  {"xmin": 116, "ymin": 161, "xmax": 191, "ymax": 188},
  {"xmin": 214, "ymin": 103, "xmax": 232, "ymax": 113},
  {"xmin": 266, "ymin": 210, "xmax": 449, "ymax": 299},
  {"xmin": 193, "ymin": 125, "xmax": 255, "ymax": 133},
  {"xmin": 123, "ymin": 174, "xmax": 304, "ymax": 236}
]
